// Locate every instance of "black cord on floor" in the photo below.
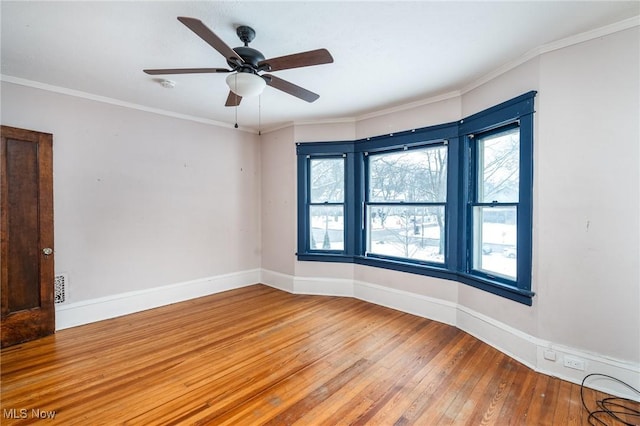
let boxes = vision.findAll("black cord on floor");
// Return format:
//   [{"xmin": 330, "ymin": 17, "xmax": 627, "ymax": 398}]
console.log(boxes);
[{"xmin": 580, "ymin": 373, "xmax": 640, "ymax": 425}]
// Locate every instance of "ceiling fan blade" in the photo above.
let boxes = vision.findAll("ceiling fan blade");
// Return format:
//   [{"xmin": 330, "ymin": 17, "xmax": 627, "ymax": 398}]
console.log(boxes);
[
  {"xmin": 177, "ymin": 16, "xmax": 243, "ymax": 64},
  {"xmin": 143, "ymin": 68, "xmax": 231, "ymax": 75},
  {"xmin": 225, "ymin": 91, "xmax": 242, "ymax": 107},
  {"xmin": 262, "ymin": 74, "xmax": 320, "ymax": 103},
  {"xmin": 259, "ymin": 48, "xmax": 333, "ymax": 72}
]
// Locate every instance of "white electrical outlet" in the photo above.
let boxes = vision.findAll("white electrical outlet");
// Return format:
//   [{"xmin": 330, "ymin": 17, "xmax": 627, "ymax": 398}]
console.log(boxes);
[{"xmin": 563, "ymin": 355, "xmax": 585, "ymax": 371}]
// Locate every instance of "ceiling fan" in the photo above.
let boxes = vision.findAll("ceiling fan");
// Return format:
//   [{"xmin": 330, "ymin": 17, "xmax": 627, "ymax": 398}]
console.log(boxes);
[{"xmin": 144, "ymin": 17, "xmax": 334, "ymax": 107}]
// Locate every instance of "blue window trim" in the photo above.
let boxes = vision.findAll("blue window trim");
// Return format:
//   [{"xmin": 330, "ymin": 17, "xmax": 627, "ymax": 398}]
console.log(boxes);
[
  {"xmin": 297, "ymin": 92, "xmax": 536, "ymax": 305},
  {"xmin": 297, "ymin": 146, "xmax": 352, "ymax": 255}
]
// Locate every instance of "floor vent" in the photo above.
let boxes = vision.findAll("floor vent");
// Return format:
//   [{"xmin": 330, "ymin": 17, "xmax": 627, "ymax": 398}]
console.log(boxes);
[{"xmin": 54, "ymin": 274, "xmax": 67, "ymax": 304}]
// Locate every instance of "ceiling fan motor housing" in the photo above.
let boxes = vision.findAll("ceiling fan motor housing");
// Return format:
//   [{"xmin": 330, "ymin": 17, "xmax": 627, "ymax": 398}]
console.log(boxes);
[
  {"xmin": 230, "ymin": 46, "xmax": 265, "ymax": 70},
  {"xmin": 228, "ymin": 26, "xmax": 270, "ymax": 73}
]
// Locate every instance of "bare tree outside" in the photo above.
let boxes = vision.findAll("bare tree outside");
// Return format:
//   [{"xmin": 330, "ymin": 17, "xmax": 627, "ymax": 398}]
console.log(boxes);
[
  {"xmin": 367, "ymin": 146, "xmax": 447, "ymax": 263},
  {"xmin": 477, "ymin": 129, "xmax": 519, "ymax": 203},
  {"xmin": 474, "ymin": 127, "xmax": 520, "ymax": 279},
  {"xmin": 365, "ymin": 131, "xmax": 519, "ymax": 274}
]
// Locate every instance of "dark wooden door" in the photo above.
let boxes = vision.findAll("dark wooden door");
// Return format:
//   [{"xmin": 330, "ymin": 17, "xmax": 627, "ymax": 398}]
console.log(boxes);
[{"xmin": 1, "ymin": 125, "xmax": 55, "ymax": 347}]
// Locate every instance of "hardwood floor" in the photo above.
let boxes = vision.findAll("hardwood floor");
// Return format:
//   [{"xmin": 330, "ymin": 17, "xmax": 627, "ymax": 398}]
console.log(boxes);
[{"xmin": 1, "ymin": 284, "xmax": 637, "ymax": 425}]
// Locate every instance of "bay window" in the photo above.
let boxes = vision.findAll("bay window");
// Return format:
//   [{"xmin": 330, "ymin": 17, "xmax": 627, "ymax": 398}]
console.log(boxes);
[{"xmin": 297, "ymin": 92, "xmax": 536, "ymax": 304}]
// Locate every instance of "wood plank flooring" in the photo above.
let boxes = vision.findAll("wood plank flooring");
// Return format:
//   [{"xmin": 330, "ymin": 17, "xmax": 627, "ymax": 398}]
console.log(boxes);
[{"xmin": 1, "ymin": 284, "xmax": 637, "ymax": 425}]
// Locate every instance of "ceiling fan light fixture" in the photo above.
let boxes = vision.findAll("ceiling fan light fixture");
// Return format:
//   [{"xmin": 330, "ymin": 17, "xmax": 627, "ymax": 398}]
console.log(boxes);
[{"xmin": 225, "ymin": 72, "xmax": 266, "ymax": 97}]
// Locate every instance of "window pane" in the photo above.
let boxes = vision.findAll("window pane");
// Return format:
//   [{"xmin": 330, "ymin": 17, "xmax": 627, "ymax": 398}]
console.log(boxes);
[
  {"xmin": 369, "ymin": 145, "xmax": 447, "ymax": 203},
  {"xmin": 310, "ymin": 205, "xmax": 344, "ymax": 250},
  {"xmin": 310, "ymin": 158, "xmax": 344, "ymax": 203},
  {"xmin": 477, "ymin": 128, "xmax": 519, "ymax": 203},
  {"xmin": 367, "ymin": 205, "xmax": 445, "ymax": 263},
  {"xmin": 472, "ymin": 206, "xmax": 517, "ymax": 280}
]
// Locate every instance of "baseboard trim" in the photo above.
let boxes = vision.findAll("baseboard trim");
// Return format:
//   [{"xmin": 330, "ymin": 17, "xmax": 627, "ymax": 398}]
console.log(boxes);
[
  {"xmin": 261, "ymin": 268, "xmax": 639, "ymax": 401},
  {"xmin": 55, "ymin": 269, "xmax": 260, "ymax": 330},
  {"xmin": 261, "ymin": 269, "xmax": 295, "ymax": 293},
  {"xmin": 294, "ymin": 276, "xmax": 354, "ymax": 297},
  {"xmin": 456, "ymin": 305, "xmax": 540, "ymax": 370},
  {"xmin": 353, "ymin": 280, "xmax": 457, "ymax": 326}
]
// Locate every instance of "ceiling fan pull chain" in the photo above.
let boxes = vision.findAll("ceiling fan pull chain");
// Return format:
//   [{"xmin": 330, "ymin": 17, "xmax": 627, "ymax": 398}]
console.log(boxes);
[
  {"xmin": 234, "ymin": 104, "xmax": 238, "ymax": 129},
  {"xmin": 233, "ymin": 74, "xmax": 239, "ymax": 128},
  {"xmin": 258, "ymin": 95, "xmax": 262, "ymax": 136}
]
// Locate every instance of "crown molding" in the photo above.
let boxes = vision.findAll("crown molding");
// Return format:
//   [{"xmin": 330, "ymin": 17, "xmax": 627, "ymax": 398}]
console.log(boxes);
[
  {"xmin": 261, "ymin": 116, "xmax": 358, "ymax": 136},
  {"xmin": 354, "ymin": 90, "xmax": 462, "ymax": 122},
  {"xmin": 461, "ymin": 15, "xmax": 640, "ymax": 95},
  {"xmin": 0, "ymin": 75, "xmax": 258, "ymax": 134}
]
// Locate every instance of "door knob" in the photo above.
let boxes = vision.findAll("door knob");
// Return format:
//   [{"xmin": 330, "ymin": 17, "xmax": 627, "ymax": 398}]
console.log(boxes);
[{"xmin": 42, "ymin": 248, "xmax": 53, "ymax": 256}]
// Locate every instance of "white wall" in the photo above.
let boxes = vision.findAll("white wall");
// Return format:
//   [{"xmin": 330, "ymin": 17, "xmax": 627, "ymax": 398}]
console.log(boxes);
[
  {"xmin": 535, "ymin": 27, "xmax": 639, "ymax": 361},
  {"xmin": 1, "ymin": 82, "xmax": 262, "ymax": 303},
  {"xmin": 260, "ymin": 25, "xmax": 640, "ymax": 393},
  {"xmin": 260, "ymin": 125, "xmax": 296, "ymax": 277},
  {"xmin": 356, "ymin": 95, "xmax": 462, "ymax": 139}
]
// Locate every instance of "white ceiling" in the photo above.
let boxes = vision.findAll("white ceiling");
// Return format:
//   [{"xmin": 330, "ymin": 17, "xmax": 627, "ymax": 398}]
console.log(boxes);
[{"xmin": 2, "ymin": 1, "xmax": 639, "ymax": 132}]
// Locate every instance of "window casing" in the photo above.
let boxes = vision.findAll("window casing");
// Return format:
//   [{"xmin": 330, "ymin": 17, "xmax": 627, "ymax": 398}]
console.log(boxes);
[{"xmin": 297, "ymin": 92, "xmax": 536, "ymax": 305}]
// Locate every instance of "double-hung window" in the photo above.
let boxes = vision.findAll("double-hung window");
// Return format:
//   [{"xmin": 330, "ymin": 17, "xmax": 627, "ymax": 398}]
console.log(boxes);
[
  {"xmin": 366, "ymin": 144, "xmax": 448, "ymax": 264},
  {"xmin": 308, "ymin": 156, "xmax": 345, "ymax": 252},
  {"xmin": 297, "ymin": 92, "xmax": 536, "ymax": 304},
  {"xmin": 459, "ymin": 92, "xmax": 535, "ymax": 302},
  {"xmin": 470, "ymin": 126, "xmax": 520, "ymax": 280}
]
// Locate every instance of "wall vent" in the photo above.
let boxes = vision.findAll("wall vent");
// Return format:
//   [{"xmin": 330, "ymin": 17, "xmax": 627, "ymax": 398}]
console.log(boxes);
[{"xmin": 54, "ymin": 274, "xmax": 68, "ymax": 304}]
